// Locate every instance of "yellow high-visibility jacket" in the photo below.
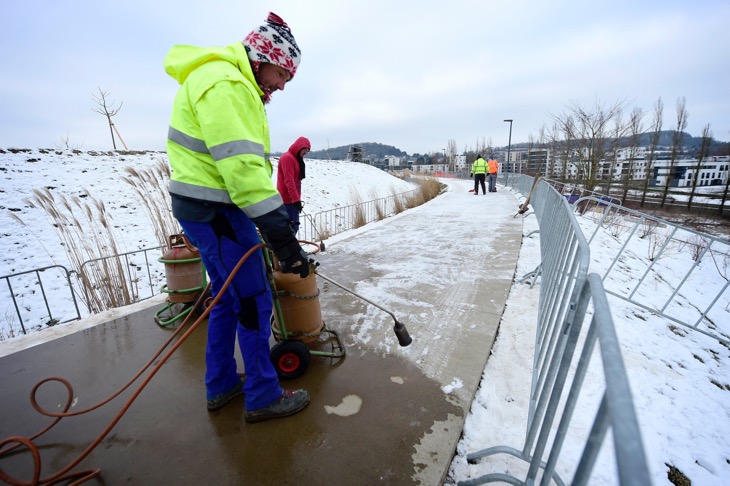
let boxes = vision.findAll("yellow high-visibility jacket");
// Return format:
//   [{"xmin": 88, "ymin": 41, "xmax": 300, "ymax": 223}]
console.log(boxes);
[
  {"xmin": 164, "ymin": 42, "xmax": 282, "ymax": 220},
  {"xmin": 471, "ymin": 157, "xmax": 488, "ymax": 175}
]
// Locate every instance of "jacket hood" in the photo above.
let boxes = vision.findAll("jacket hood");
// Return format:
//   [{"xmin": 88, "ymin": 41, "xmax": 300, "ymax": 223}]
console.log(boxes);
[
  {"xmin": 164, "ymin": 42, "xmax": 262, "ymax": 97},
  {"xmin": 288, "ymin": 136, "xmax": 311, "ymax": 156}
]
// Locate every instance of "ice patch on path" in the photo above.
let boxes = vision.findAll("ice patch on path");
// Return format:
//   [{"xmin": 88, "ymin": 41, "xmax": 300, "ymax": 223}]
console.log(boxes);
[
  {"xmin": 324, "ymin": 394, "xmax": 363, "ymax": 416},
  {"xmin": 442, "ymin": 378, "xmax": 463, "ymax": 394}
]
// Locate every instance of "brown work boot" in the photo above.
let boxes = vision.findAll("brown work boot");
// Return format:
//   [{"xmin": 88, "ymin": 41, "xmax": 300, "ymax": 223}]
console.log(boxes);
[{"xmin": 245, "ymin": 389, "xmax": 310, "ymax": 423}]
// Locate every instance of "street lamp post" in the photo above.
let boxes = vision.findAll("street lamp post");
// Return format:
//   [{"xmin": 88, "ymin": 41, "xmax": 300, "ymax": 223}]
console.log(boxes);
[{"xmin": 504, "ymin": 119, "xmax": 513, "ymax": 174}]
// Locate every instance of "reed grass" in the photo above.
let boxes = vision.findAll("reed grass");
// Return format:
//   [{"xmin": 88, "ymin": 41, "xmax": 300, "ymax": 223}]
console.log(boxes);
[
  {"xmin": 123, "ymin": 157, "xmax": 181, "ymax": 250},
  {"xmin": 369, "ymin": 188, "xmax": 386, "ymax": 221},
  {"xmin": 23, "ymin": 187, "xmax": 138, "ymax": 314},
  {"xmin": 349, "ymin": 188, "xmax": 367, "ymax": 228},
  {"xmin": 390, "ymin": 187, "xmax": 405, "ymax": 214}
]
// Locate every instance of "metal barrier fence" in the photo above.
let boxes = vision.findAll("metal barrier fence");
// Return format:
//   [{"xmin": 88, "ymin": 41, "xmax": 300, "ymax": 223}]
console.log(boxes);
[
  {"xmin": 462, "ymin": 175, "xmax": 650, "ymax": 485},
  {"xmin": 572, "ymin": 196, "xmax": 730, "ymax": 346},
  {"xmin": 299, "ymin": 189, "xmax": 418, "ymax": 242},
  {"xmin": 1, "ymin": 188, "xmax": 419, "ymax": 339},
  {"xmin": 0, "ymin": 246, "xmax": 163, "ymax": 337},
  {"xmin": 0, "ymin": 265, "xmax": 81, "ymax": 335}
]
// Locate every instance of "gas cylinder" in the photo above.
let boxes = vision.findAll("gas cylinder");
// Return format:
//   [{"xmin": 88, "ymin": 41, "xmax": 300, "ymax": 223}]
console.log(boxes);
[
  {"xmin": 159, "ymin": 234, "xmax": 203, "ymax": 303},
  {"xmin": 272, "ymin": 268, "xmax": 324, "ymax": 343}
]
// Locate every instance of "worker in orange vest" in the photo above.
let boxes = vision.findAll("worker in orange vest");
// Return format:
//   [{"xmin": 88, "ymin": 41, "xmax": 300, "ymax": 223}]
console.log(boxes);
[{"xmin": 487, "ymin": 159, "xmax": 499, "ymax": 192}]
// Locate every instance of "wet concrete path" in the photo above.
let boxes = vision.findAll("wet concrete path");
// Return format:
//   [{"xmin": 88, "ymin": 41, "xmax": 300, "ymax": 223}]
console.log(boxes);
[{"xmin": 0, "ymin": 179, "xmax": 523, "ymax": 485}]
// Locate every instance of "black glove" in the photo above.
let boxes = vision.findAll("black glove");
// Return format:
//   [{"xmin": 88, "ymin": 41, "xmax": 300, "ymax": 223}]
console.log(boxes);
[
  {"xmin": 280, "ymin": 249, "xmax": 311, "ymax": 278},
  {"xmin": 293, "ymin": 201, "xmax": 303, "ymax": 213},
  {"xmin": 252, "ymin": 206, "xmax": 314, "ymax": 278},
  {"xmin": 470, "ymin": 173, "xmax": 473, "ymax": 178}
]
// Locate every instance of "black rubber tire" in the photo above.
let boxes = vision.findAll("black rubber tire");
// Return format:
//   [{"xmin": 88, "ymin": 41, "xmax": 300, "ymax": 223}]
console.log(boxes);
[{"xmin": 270, "ymin": 340, "xmax": 311, "ymax": 380}]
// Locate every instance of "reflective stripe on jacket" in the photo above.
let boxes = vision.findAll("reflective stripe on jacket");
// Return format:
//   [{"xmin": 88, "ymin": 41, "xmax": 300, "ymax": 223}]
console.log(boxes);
[
  {"xmin": 488, "ymin": 159, "xmax": 499, "ymax": 174},
  {"xmin": 471, "ymin": 157, "xmax": 488, "ymax": 175},
  {"xmin": 164, "ymin": 42, "xmax": 282, "ymax": 219}
]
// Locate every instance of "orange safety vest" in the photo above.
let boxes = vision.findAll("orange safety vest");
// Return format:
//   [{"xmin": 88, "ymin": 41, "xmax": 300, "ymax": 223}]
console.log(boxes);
[{"xmin": 488, "ymin": 159, "xmax": 499, "ymax": 174}]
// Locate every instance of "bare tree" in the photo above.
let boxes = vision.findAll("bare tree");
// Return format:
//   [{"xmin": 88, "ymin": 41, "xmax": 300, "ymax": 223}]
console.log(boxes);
[
  {"xmin": 550, "ymin": 98, "xmax": 627, "ymax": 191},
  {"xmin": 485, "ymin": 138, "xmax": 495, "ymax": 160},
  {"xmin": 604, "ymin": 109, "xmax": 627, "ymax": 197},
  {"xmin": 621, "ymin": 107, "xmax": 644, "ymax": 202},
  {"xmin": 474, "ymin": 137, "xmax": 488, "ymax": 157},
  {"xmin": 526, "ymin": 134, "xmax": 535, "ymax": 176},
  {"xmin": 92, "ymin": 87, "xmax": 127, "ymax": 150},
  {"xmin": 687, "ymin": 124, "xmax": 713, "ymax": 209},
  {"xmin": 659, "ymin": 96, "xmax": 688, "ymax": 207},
  {"xmin": 640, "ymin": 97, "xmax": 664, "ymax": 207},
  {"xmin": 55, "ymin": 132, "xmax": 82, "ymax": 151},
  {"xmin": 446, "ymin": 139, "xmax": 458, "ymax": 172},
  {"xmin": 547, "ymin": 120, "xmax": 573, "ymax": 183},
  {"xmin": 721, "ymin": 151, "xmax": 730, "ymax": 216}
]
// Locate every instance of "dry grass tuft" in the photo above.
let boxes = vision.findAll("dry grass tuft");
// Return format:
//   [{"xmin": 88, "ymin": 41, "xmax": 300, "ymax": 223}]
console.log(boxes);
[
  {"xmin": 22, "ymin": 187, "xmax": 139, "ymax": 314},
  {"xmin": 404, "ymin": 176, "xmax": 443, "ymax": 209},
  {"xmin": 349, "ymin": 188, "xmax": 367, "ymax": 228},
  {"xmin": 369, "ymin": 188, "xmax": 386, "ymax": 221},
  {"xmin": 123, "ymin": 157, "xmax": 180, "ymax": 250},
  {"xmin": 390, "ymin": 187, "xmax": 405, "ymax": 214}
]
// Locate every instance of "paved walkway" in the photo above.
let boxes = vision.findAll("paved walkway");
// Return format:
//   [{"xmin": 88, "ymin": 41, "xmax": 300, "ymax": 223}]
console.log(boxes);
[{"xmin": 0, "ymin": 179, "xmax": 523, "ymax": 485}]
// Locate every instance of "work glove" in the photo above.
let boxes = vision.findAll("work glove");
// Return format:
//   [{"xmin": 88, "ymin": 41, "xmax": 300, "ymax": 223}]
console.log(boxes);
[
  {"xmin": 253, "ymin": 206, "xmax": 316, "ymax": 278},
  {"xmin": 280, "ymin": 249, "xmax": 312, "ymax": 278},
  {"xmin": 470, "ymin": 173, "xmax": 473, "ymax": 178},
  {"xmin": 293, "ymin": 201, "xmax": 303, "ymax": 213}
]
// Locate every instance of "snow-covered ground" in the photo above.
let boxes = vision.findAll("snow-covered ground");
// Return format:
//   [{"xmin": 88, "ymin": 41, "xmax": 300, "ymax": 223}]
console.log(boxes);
[{"xmin": 1, "ymin": 149, "xmax": 729, "ymax": 485}]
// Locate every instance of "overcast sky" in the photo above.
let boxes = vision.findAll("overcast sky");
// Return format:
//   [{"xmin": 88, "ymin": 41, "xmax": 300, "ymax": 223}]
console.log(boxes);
[{"xmin": 2, "ymin": 0, "xmax": 729, "ymax": 155}]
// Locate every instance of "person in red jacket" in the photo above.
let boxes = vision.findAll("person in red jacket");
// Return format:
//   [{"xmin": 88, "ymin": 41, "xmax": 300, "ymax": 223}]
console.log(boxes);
[{"xmin": 277, "ymin": 136, "xmax": 311, "ymax": 234}]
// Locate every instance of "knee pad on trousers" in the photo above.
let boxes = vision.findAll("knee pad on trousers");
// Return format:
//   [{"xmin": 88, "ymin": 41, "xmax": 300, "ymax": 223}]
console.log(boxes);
[{"xmin": 237, "ymin": 296, "xmax": 260, "ymax": 330}]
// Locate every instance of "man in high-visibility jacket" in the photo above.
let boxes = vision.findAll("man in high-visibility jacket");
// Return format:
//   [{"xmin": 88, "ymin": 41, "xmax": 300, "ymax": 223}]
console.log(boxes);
[
  {"xmin": 471, "ymin": 155, "xmax": 488, "ymax": 195},
  {"xmin": 164, "ymin": 12, "xmax": 310, "ymax": 423},
  {"xmin": 487, "ymin": 159, "xmax": 499, "ymax": 192}
]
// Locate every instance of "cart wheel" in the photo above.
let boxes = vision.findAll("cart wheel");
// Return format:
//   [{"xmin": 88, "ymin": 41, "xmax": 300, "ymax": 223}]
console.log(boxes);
[
  {"xmin": 190, "ymin": 287, "xmax": 213, "ymax": 310},
  {"xmin": 270, "ymin": 340, "xmax": 311, "ymax": 380},
  {"xmin": 200, "ymin": 288, "xmax": 213, "ymax": 309}
]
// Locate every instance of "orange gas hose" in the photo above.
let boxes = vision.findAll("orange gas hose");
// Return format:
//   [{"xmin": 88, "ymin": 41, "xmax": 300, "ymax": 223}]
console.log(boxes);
[{"xmin": 0, "ymin": 243, "xmax": 267, "ymax": 486}]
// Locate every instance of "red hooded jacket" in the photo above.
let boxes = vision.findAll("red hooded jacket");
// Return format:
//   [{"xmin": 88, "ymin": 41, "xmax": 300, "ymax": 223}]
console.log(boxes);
[{"xmin": 276, "ymin": 136, "xmax": 310, "ymax": 204}]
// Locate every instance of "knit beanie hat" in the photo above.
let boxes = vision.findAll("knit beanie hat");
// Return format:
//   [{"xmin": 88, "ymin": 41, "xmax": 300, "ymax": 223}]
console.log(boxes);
[{"xmin": 243, "ymin": 12, "xmax": 301, "ymax": 80}]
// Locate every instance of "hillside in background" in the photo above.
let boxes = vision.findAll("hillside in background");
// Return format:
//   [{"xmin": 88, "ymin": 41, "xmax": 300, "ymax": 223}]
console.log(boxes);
[
  {"xmin": 302, "ymin": 142, "xmax": 409, "ymax": 161},
  {"xmin": 272, "ymin": 130, "xmax": 729, "ymax": 160}
]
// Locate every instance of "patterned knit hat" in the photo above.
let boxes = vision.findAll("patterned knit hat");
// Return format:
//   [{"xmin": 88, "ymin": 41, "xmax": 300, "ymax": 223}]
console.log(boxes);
[{"xmin": 243, "ymin": 12, "xmax": 301, "ymax": 79}]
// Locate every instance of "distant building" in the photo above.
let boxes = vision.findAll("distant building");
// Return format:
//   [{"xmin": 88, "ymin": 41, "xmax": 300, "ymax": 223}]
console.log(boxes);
[
  {"xmin": 453, "ymin": 155, "xmax": 467, "ymax": 171},
  {"xmin": 411, "ymin": 163, "xmax": 447, "ymax": 174},
  {"xmin": 384, "ymin": 155, "xmax": 401, "ymax": 168},
  {"xmin": 503, "ymin": 146, "xmax": 730, "ymax": 187}
]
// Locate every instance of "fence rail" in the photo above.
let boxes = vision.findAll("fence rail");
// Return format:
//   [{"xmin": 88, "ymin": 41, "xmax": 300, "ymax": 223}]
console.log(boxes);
[
  {"xmin": 299, "ymin": 189, "xmax": 418, "ymax": 242},
  {"xmin": 1, "ymin": 265, "xmax": 81, "ymax": 335},
  {"xmin": 571, "ymin": 196, "xmax": 730, "ymax": 346},
  {"xmin": 1, "ymin": 246, "xmax": 164, "ymax": 337},
  {"xmin": 1, "ymin": 188, "xmax": 419, "ymax": 339},
  {"xmin": 462, "ymin": 174, "xmax": 651, "ymax": 485}
]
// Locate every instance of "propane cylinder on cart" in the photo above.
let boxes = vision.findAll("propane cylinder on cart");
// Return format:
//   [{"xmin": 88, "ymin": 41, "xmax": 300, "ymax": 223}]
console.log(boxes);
[
  {"xmin": 160, "ymin": 234, "xmax": 203, "ymax": 303},
  {"xmin": 272, "ymin": 269, "xmax": 324, "ymax": 344}
]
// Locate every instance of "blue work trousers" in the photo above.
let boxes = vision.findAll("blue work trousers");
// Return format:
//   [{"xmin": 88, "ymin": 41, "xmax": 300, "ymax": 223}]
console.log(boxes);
[
  {"xmin": 178, "ymin": 208, "xmax": 282, "ymax": 410},
  {"xmin": 284, "ymin": 203, "xmax": 300, "ymax": 235}
]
